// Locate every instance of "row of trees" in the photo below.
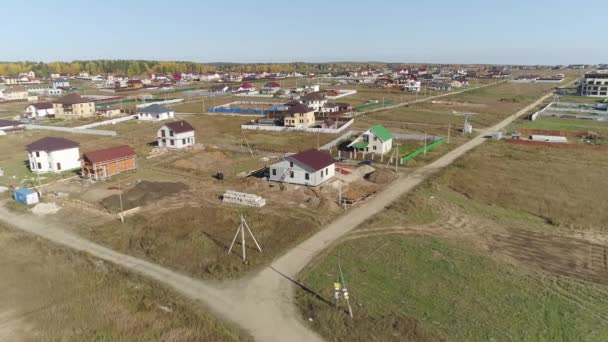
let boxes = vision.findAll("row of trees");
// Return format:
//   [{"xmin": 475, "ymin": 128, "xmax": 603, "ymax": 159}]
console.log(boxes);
[{"xmin": 0, "ymin": 60, "xmax": 395, "ymax": 78}]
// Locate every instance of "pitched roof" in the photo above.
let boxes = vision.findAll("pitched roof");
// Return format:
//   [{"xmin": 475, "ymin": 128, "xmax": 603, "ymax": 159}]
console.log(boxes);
[
  {"xmin": 26, "ymin": 137, "xmax": 79, "ymax": 152},
  {"xmin": 301, "ymin": 92, "xmax": 325, "ymax": 101},
  {"xmin": 139, "ymin": 104, "xmax": 170, "ymax": 114},
  {"xmin": 28, "ymin": 102, "xmax": 53, "ymax": 110},
  {"xmin": 53, "ymin": 93, "xmax": 93, "ymax": 105},
  {"xmin": 83, "ymin": 145, "xmax": 135, "ymax": 164},
  {"xmin": 240, "ymin": 83, "xmax": 254, "ymax": 88},
  {"xmin": 0, "ymin": 119, "xmax": 23, "ymax": 127},
  {"xmin": 369, "ymin": 125, "xmax": 393, "ymax": 142},
  {"xmin": 286, "ymin": 103, "xmax": 313, "ymax": 114},
  {"xmin": 163, "ymin": 120, "xmax": 195, "ymax": 134},
  {"xmin": 264, "ymin": 82, "xmax": 281, "ymax": 88},
  {"xmin": 287, "ymin": 149, "xmax": 335, "ymax": 172}
]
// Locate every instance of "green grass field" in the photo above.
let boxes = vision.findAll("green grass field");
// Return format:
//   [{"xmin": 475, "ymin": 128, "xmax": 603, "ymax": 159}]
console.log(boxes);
[{"xmin": 298, "ymin": 140, "xmax": 608, "ymax": 341}]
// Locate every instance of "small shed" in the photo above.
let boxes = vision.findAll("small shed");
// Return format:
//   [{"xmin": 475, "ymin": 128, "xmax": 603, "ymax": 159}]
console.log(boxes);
[{"xmin": 14, "ymin": 188, "xmax": 39, "ymax": 205}]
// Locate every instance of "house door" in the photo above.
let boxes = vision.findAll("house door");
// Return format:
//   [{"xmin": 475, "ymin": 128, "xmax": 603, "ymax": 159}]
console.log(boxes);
[{"xmin": 56, "ymin": 162, "xmax": 62, "ymax": 171}]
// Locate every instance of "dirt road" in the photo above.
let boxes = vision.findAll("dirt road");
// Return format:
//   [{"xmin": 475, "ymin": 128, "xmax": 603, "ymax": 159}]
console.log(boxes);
[{"xmin": 0, "ymin": 89, "xmax": 554, "ymax": 341}]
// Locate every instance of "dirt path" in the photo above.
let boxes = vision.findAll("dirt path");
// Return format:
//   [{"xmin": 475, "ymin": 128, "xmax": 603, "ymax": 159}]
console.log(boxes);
[{"xmin": 0, "ymin": 88, "xmax": 556, "ymax": 341}]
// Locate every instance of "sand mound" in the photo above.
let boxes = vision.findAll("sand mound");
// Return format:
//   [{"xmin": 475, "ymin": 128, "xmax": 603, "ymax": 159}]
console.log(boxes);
[{"xmin": 32, "ymin": 202, "xmax": 61, "ymax": 216}]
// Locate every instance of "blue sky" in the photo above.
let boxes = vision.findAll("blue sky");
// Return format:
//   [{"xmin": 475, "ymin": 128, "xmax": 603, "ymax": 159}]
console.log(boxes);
[{"xmin": 2, "ymin": 0, "xmax": 606, "ymax": 64}]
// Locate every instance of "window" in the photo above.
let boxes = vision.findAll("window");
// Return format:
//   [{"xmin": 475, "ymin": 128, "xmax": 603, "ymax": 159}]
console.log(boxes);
[
  {"xmin": 272, "ymin": 169, "xmax": 276, "ymax": 176},
  {"xmin": 35, "ymin": 151, "xmax": 40, "ymax": 157},
  {"xmin": 290, "ymin": 171, "xmax": 294, "ymax": 178},
  {"xmin": 170, "ymin": 140, "xmax": 174, "ymax": 146},
  {"xmin": 37, "ymin": 162, "xmax": 41, "ymax": 170},
  {"xmin": 373, "ymin": 136, "xmax": 378, "ymax": 141},
  {"xmin": 373, "ymin": 146, "xmax": 377, "ymax": 151},
  {"xmin": 170, "ymin": 131, "xmax": 174, "ymax": 137},
  {"xmin": 56, "ymin": 162, "xmax": 61, "ymax": 171},
  {"xmin": 326, "ymin": 168, "xmax": 329, "ymax": 176},
  {"xmin": 182, "ymin": 139, "xmax": 186, "ymax": 145},
  {"xmin": 290, "ymin": 161, "xmax": 293, "ymax": 168},
  {"xmin": 305, "ymin": 173, "xmax": 309, "ymax": 180},
  {"xmin": 161, "ymin": 130, "xmax": 166, "ymax": 137}
]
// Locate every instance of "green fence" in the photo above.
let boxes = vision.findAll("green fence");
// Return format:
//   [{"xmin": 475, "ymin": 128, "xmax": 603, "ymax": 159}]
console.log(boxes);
[
  {"xmin": 400, "ymin": 138, "xmax": 445, "ymax": 164},
  {"xmin": 354, "ymin": 100, "xmax": 393, "ymax": 111}
]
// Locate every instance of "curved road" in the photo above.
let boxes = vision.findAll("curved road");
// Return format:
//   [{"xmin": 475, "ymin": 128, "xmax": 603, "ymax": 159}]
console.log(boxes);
[{"xmin": 0, "ymin": 88, "xmax": 555, "ymax": 341}]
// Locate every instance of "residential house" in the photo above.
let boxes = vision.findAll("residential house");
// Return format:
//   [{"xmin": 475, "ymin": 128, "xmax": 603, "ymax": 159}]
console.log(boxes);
[
  {"xmin": 25, "ymin": 102, "xmax": 55, "ymax": 118},
  {"xmin": 261, "ymin": 82, "xmax": 281, "ymax": 94},
  {"xmin": 26, "ymin": 137, "xmax": 81, "ymax": 174},
  {"xmin": 348, "ymin": 125, "xmax": 394, "ymax": 154},
  {"xmin": 136, "ymin": 104, "xmax": 175, "ymax": 121},
  {"xmin": 268, "ymin": 149, "xmax": 336, "ymax": 187},
  {"xmin": 51, "ymin": 78, "xmax": 70, "ymax": 89},
  {"xmin": 283, "ymin": 103, "xmax": 316, "ymax": 128},
  {"xmin": 210, "ymin": 85, "xmax": 229, "ymax": 94},
  {"xmin": 300, "ymin": 92, "xmax": 327, "ymax": 112},
  {"xmin": 238, "ymin": 83, "xmax": 256, "ymax": 92},
  {"xmin": 429, "ymin": 82, "xmax": 451, "ymax": 91},
  {"xmin": 52, "ymin": 93, "xmax": 96, "ymax": 118},
  {"xmin": 0, "ymin": 119, "xmax": 25, "ymax": 131},
  {"xmin": 198, "ymin": 72, "xmax": 221, "ymax": 82},
  {"xmin": 157, "ymin": 120, "xmax": 195, "ymax": 149},
  {"xmin": 402, "ymin": 80, "xmax": 421, "ymax": 93},
  {"xmin": 126, "ymin": 79, "xmax": 144, "ymax": 90},
  {"xmin": 96, "ymin": 105, "xmax": 122, "ymax": 118},
  {"xmin": 1, "ymin": 86, "xmax": 29, "ymax": 100},
  {"xmin": 81, "ymin": 145, "xmax": 137, "ymax": 180}
]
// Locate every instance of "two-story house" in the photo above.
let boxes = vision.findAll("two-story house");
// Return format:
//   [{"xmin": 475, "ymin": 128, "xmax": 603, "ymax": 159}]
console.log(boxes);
[
  {"xmin": 52, "ymin": 93, "xmax": 96, "ymax": 118},
  {"xmin": 26, "ymin": 137, "xmax": 81, "ymax": 174},
  {"xmin": 283, "ymin": 104, "xmax": 316, "ymax": 128},
  {"xmin": 157, "ymin": 120, "xmax": 195, "ymax": 148},
  {"xmin": 348, "ymin": 125, "xmax": 394, "ymax": 154}
]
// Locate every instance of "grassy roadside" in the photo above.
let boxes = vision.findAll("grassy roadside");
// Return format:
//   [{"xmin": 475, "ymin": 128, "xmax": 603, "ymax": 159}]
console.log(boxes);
[{"xmin": 0, "ymin": 224, "xmax": 251, "ymax": 341}]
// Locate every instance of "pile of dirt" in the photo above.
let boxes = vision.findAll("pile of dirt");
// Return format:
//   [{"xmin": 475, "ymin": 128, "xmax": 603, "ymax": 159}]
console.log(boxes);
[
  {"xmin": 365, "ymin": 169, "xmax": 397, "ymax": 185},
  {"xmin": 31, "ymin": 202, "xmax": 61, "ymax": 216},
  {"xmin": 100, "ymin": 181, "xmax": 188, "ymax": 212},
  {"xmin": 343, "ymin": 181, "xmax": 378, "ymax": 201}
]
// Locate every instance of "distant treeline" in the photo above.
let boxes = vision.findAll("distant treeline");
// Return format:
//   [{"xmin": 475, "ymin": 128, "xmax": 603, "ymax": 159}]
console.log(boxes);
[{"xmin": 0, "ymin": 60, "xmax": 402, "ymax": 77}]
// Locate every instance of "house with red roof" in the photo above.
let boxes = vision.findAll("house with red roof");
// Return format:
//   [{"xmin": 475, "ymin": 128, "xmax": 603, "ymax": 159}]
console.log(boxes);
[
  {"xmin": 81, "ymin": 145, "xmax": 137, "ymax": 180},
  {"xmin": 268, "ymin": 149, "xmax": 336, "ymax": 187},
  {"xmin": 157, "ymin": 120, "xmax": 196, "ymax": 149},
  {"xmin": 26, "ymin": 137, "xmax": 81, "ymax": 174},
  {"xmin": 238, "ymin": 83, "xmax": 256, "ymax": 92}
]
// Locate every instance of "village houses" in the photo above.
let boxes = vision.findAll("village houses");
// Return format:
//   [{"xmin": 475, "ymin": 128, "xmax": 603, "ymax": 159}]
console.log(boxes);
[
  {"xmin": 51, "ymin": 93, "xmax": 96, "ymax": 118},
  {"xmin": 157, "ymin": 120, "xmax": 196, "ymax": 149},
  {"xmin": 26, "ymin": 137, "xmax": 81, "ymax": 174},
  {"xmin": 136, "ymin": 104, "xmax": 175, "ymax": 121},
  {"xmin": 81, "ymin": 145, "xmax": 137, "ymax": 180},
  {"xmin": 25, "ymin": 102, "xmax": 55, "ymax": 118},
  {"xmin": 348, "ymin": 125, "xmax": 394, "ymax": 154},
  {"xmin": 268, "ymin": 149, "xmax": 336, "ymax": 187}
]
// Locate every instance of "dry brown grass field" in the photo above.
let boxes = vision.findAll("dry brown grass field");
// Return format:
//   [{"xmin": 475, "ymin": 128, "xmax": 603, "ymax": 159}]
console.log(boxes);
[{"xmin": 0, "ymin": 223, "xmax": 250, "ymax": 341}]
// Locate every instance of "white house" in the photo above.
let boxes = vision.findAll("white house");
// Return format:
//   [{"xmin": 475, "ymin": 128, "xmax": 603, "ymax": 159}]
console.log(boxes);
[
  {"xmin": 403, "ymin": 80, "xmax": 421, "ymax": 93},
  {"xmin": 51, "ymin": 78, "xmax": 70, "ymax": 89},
  {"xmin": 157, "ymin": 120, "xmax": 196, "ymax": 149},
  {"xmin": 300, "ymin": 92, "xmax": 327, "ymax": 112},
  {"xmin": 261, "ymin": 82, "xmax": 281, "ymax": 94},
  {"xmin": 137, "ymin": 104, "xmax": 175, "ymax": 121},
  {"xmin": 26, "ymin": 137, "xmax": 81, "ymax": 174},
  {"xmin": 1, "ymin": 86, "xmax": 29, "ymax": 100},
  {"xmin": 25, "ymin": 102, "xmax": 55, "ymax": 118},
  {"xmin": 238, "ymin": 83, "xmax": 256, "ymax": 92},
  {"xmin": 268, "ymin": 149, "xmax": 336, "ymax": 187},
  {"xmin": 199, "ymin": 72, "xmax": 221, "ymax": 82},
  {"xmin": 348, "ymin": 125, "xmax": 394, "ymax": 154}
]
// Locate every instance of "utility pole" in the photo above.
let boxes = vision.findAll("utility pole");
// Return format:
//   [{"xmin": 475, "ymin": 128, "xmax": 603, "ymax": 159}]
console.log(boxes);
[
  {"xmin": 118, "ymin": 179, "xmax": 124, "ymax": 223},
  {"xmin": 336, "ymin": 254, "xmax": 353, "ymax": 318},
  {"xmin": 228, "ymin": 214, "xmax": 262, "ymax": 262},
  {"xmin": 447, "ymin": 123, "xmax": 451, "ymax": 144}
]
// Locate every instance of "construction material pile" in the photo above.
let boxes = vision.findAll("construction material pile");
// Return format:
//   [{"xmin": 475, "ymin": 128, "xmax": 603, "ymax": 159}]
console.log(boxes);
[{"xmin": 222, "ymin": 190, "xmax": 266, "ymax": 207}]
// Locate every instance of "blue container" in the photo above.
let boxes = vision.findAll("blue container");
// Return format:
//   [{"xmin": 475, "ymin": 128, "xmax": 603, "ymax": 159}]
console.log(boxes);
[{"xmin": 13, "ymin": 188, "xmax": 38, "ymax": 205}]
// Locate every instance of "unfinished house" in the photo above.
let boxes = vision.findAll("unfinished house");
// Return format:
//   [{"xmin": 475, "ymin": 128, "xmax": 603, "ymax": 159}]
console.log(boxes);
[
  {"xmin": 81, "ymin": 145, "xmax": 137, "ymax": 180},
  {"xmin": 348, "ymin": 124, "xmax": 394, "ymax": 154},
  {"xmin": 268, "ymin": 149, "xmax": 336, "ymax": 187},
  {"xmin": 157, "ymin": 120, "xmax": 195, "ymax": 149}
]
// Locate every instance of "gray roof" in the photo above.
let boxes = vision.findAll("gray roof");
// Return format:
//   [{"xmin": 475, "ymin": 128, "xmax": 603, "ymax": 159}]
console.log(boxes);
[{"xmin": 140, "ymin": 104, "xmax": 170, "ymax": 114}]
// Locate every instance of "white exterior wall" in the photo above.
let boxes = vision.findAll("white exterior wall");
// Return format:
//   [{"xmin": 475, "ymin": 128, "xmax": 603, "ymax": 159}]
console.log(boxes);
[
  {"xmin": 28, "ymin": 147, "xmax": 80, "ymax": 174},
  {"xmin": 350, "ymin": 131, "xmax": 393, "ymax": 154},
  {"xmin": 25, "ymin": 106, "xmax": 55, "ymax": 118},
  {"xmin": 268, "ymin": 159, "xmax": 335, "ymax": 187},
  {"xmin": 137, "ymin": 111, "xmax": 175, "ymax": 121},
  {"xmin": 157, "ymin": 128, "xmax": 195, "ymax": 148}
]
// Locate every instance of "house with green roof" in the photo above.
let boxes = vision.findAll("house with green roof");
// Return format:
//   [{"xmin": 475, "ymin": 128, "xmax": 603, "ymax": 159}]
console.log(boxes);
[{"xmin": 348, "ymin": 124, "xmax": 394, "ymax": 154}]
